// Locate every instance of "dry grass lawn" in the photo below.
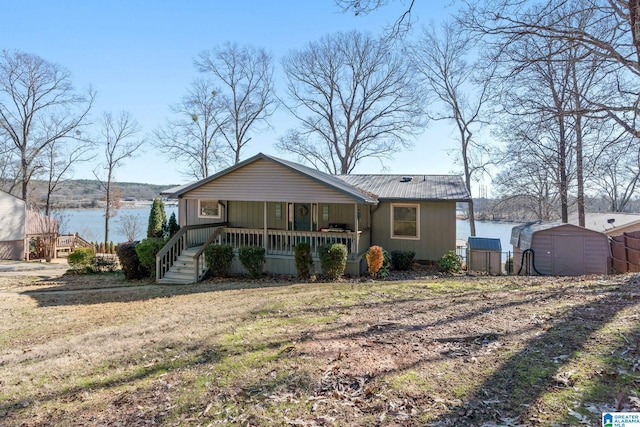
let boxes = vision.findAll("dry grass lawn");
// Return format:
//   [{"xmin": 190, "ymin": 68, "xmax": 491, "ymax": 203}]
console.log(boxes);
[{"xmin": 0, "ymin": 271, "xmax": 639, "ymax": 426}]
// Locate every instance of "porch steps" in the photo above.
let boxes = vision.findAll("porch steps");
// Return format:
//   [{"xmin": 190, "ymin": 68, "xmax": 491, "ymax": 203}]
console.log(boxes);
[{"xmin": 157, "ymin": 247, "xmax": 201, "ymax": 285}]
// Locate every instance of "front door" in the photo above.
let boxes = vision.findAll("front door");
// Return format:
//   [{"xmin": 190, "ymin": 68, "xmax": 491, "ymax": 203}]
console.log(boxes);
[{"xmin": 294, "ymin": 203, "xmax": 311, "ymax": 231}]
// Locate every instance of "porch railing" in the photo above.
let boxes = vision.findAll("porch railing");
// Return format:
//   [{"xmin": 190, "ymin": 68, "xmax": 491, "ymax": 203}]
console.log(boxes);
[
  {"xmin": 156, "ymin": 222, "xmax": 226, "ymax": 281},
  {"xmin": 214, "ymin": 228, "xmax": 362, "ymax": 259}
]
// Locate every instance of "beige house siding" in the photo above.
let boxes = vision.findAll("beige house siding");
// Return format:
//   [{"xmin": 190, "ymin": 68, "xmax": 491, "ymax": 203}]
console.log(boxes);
[
  {"xmin": 370, "ymin": 201, "xmax": 456, "ymax": 261},
  {"xmin": 0, "ymin": 191, "xmax": 26, "ymax": 241},
  {"xmin": 180, "ymin": 158, "xmax": 358, "ymax": 204},
  {"xmin": 0, "ymin": 191, "xmax": 26, "ymax": 260}
]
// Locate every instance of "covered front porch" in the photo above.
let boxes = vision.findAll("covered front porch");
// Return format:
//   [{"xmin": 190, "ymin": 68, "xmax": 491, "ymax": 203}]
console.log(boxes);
[
  {"xmin": 156, "ymin": 223, "xmax": 369, "ymax": 284},
  {"xmin": 156, "ymin": 201, "xmax": 371, "ymax": 283}
]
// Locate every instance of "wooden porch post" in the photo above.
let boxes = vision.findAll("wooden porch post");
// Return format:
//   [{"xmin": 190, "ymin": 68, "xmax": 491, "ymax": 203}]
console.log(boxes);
[
  {"xmin": 354, "ymin": 203, "xmax": 359, "ymax": 257},
  {"xmin": 263, "ymin": 201, "xmax": 268, "ymax": 251}
]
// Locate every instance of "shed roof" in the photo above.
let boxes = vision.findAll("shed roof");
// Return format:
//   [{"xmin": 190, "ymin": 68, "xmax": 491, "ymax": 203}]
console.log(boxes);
[
  {"xmin": 336, "ymin": 174, "xmax": 471, "ymax": 202},
  {"xmin": 468, "ymin": 237, "xmax": 502, "ymax": 251},
  {"xmin": 510, "ymin": 221, "xmax": 607, "ymax": 250}
]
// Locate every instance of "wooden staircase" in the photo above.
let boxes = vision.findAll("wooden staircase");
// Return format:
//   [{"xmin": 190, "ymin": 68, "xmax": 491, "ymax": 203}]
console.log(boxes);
[{"xmin": 157, "ymin": 247, "xmax": 201, "ymax": 284}]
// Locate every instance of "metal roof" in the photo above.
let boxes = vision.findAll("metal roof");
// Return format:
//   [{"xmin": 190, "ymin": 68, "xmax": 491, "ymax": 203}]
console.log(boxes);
[
  {"xmin": 510, "ymin": 221, "xmax": 607, "ymax": 250},
  {"xmin": 161, "ymin": 154, "xmax": 471, "ymax": 203},
  {"xmin": 468, "ymin": 237, "xmax": 502, "ymax": 251},
  {"xmin": 336, "ymin": 174, "xmax": 471, "ymax": 202}
]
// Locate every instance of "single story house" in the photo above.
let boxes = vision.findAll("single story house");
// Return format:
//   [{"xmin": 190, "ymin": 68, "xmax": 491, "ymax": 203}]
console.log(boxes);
[
  {"xmin": 568, "ymin": 212, "xmax": 640, "ymax": 237},
  {"xmin": 511, "ymin": 222, "xmax": 610, "ymax": 276},
  {"xmin": 157, "ymin": 153, "xmax": 471, "ymax": 283}
]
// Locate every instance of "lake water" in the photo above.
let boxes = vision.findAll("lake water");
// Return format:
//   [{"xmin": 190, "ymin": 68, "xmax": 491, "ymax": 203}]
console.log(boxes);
[
  {"xmin": 59, "ymin": 207, "xmax": 179, "ymax": 244},
  {"xmin": 60, "ymin": 207, "xmax": 521, "ymax": 252}
]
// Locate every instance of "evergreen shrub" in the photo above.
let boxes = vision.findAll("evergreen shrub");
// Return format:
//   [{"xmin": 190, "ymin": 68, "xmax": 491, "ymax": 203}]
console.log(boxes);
[
  {"xmin": 204, "ymin": 244, "xmax": 234, "ymax": 277},
  {"xmin": 116, "ymin": 241, "xmax": 149, "ymax": 280},
  {"xmin": 439, "ymin": 250, "xmax": 462, "ymax": 273},
  {"xmin": 391, "ymin": 250, "xmax": 415, "ymax": 271},
  {"xmin": 318, "ymin": 243, "xmax": 347, "ymax": 280},
  {"xmin": 68, "ymin": 247, "xmax": 96, "ymax": 272},
  {"xmin": 294, "ymin": 242, "xmax": 313, "ymax": 279},
  {"xmin": 238, "ymin": 246, "xmax": 265, "ymax": 278},
  {"xmin": 135, "ymin": 238, "xmax": 165, "ymax": 278}
]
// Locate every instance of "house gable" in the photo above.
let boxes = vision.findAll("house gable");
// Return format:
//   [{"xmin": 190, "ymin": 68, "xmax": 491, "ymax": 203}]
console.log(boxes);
[{"xmin": 178, "ymin": 157, "xmax": 370, "ymax": 204}]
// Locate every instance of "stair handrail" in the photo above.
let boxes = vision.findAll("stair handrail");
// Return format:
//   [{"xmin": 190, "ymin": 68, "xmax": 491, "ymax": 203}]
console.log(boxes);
[
  {"xmin": 192, "ymin": 226, "xmax": 226, "ymax": 283},
  {"xmin": 156, "ymin": 222, "xmax": 227, "ymax": 282}
]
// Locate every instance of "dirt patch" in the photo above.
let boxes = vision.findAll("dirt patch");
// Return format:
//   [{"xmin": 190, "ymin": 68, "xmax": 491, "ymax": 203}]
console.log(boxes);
[{"xmin": 0, "ymin": 272, "xmax": 639, "ymax": 426}]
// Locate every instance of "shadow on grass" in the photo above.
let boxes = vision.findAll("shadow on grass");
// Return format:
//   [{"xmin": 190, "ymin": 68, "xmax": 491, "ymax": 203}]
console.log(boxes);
[
  {"xmin": 20, "ymin": 273, "xmax": 301, "ymax": 307},
  {"xmin": 7, "ymin": 274, "xmax": 640, "ymax": 426},
  {"xmin": 424, "ymin": 274, "xmax": 640, "ymax": 426}
]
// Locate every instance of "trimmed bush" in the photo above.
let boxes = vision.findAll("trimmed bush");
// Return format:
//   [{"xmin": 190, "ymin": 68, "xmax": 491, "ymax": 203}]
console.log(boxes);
[
  {"xmin": 68, "ymin": 247, "xmax": 96, "ymax": 272},
  {"xmin": 439, "ymin": 250, "xmax": 462, "ymax": 273},
  {"xmin": 116, "ymin": 241, "xmax": 149, "ymax": 280},
  {"xmin": 135, "ymin": 238, "xmax": 165, "ymax": 278},
  {"xmin": 318, "ymin": 243, "xmax": 347, "ymax": 280},
  {"xmin": 204, "ymin": 244, "xmax": 234, "ymax": 277},
  {"xmin": 366, "ymin": 245, "xmax": 384, "ymax": 277},
  {"xmin": 294, "ymin": 242, "xmax": 313, "ymax": 279},
  {"xmin": 238, "ymin": 246, "xmax": 266, "ymax": 278},
  {"xmin": 391, "ymin": 250, "xmax": 415, "ymax": 271}
]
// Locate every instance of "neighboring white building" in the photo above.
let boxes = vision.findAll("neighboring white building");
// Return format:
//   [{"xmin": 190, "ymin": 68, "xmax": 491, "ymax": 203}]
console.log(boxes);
[
  {"xmin": 568, "ymin": 212, "xmax": 640, "ymax": 237},
  {"xmin": 0, "ymin": 189, "xmax": 27, "ymax": 260}
]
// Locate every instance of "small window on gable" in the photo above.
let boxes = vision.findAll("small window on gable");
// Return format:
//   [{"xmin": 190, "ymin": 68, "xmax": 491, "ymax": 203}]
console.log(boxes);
[
  {"xmin": 391, "ymin": 203, "xmax": 419, "ymax": 240},
  {"xmin": 198, "ymin": 200, "xmax": 221, "ymax": 219}
]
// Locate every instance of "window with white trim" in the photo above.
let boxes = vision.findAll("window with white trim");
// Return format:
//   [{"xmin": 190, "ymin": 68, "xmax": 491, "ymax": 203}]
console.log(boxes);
[
  {"xmin": 198, "ymin": 200, "xmax": 221, "ymax": 219},
  {"xmin": 391, "ymin": 203, "xmax": 419, "ymax": 239}
]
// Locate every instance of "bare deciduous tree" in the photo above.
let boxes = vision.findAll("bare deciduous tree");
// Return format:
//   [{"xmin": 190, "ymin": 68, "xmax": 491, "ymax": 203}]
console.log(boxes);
[
  {"xmin": 195, "ymin": 42, "xmax": 277, "ymax": 165},
  {"xmin": 593, "ymin": 142, "xmax": 640, "ymax": 212},
  {"xmin": 93, "ymin": 111, "xmax": 144, "ymax": 244},
  {"xmin": 336, "ymin": 0, "xmax": 416, "ymax": 37},
  {"xmin": 154, "ymin": 79, "xmax": 229, "ymax": 180},
  {"xmin": 118, "ymin": 213, "xmax": 143, "ymax": 242},
  {"xmin": 40, "ymin": 134, "xmax": 95, "ymax": 216},
  {"xmin": 409, "ymin": 21, "xmax": 495, "ymax": 236},
  {"xmin": 0, "ymin": 50, "xmax": 94, "ymax": 201},
  {"xmin": 278, "ymin": 30, "xmax": 426, "ymax": 174}
]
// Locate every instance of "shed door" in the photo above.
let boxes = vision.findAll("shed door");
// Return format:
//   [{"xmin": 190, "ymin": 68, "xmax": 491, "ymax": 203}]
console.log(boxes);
[{"xmin": 552, "ymin": 235, "xmax": 585, "ymax": 275}]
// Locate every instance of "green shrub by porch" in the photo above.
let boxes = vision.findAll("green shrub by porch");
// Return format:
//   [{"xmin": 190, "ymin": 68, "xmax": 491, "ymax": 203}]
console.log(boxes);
[
  {"xmin": 318, "ymin": 243, "xmax": 347, "ymax": 280},
  {"xmin": 116, "ymin": 242, "xmax": 149, "ymax": 280},
  {"xmin": 68, "ymin": 247, "xmax": 96, "ymax": 272},
  {"xmin": 204, "ymin": 244, "xmax": 234, "ymax": 277},
  {"xmin": 391, "ymin": 250, "xmax": 415, "ymax": 271},
  {"xmin": 238, "ymin": 246, "xmax": 265, "ymax": 278},
  {"xmin": 135, "ymin": 238, "xmax": 165, "ymax": 278},
  {"xmin": 294, "ymin": 242, "xmax": 313, "ymax": 279}
]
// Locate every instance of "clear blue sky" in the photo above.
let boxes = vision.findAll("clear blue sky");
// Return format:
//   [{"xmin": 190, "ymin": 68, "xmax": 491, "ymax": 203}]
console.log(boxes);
[{"xmin": 4, "ymin": 1, "xmax": 468, "ymax": 189}]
